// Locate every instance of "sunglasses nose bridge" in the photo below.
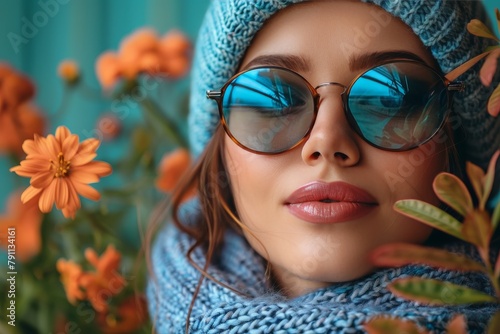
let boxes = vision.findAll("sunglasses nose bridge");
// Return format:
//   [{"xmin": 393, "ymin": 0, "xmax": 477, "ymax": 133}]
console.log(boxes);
[{"xmin": 314, "ymin": 82, "xmax": 348, "ymax": 94}]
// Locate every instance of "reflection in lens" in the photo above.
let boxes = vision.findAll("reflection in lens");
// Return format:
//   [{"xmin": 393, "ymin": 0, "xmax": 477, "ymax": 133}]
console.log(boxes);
[
  {"xmin": 348, "ymin": 62, "xmax": 448, "ymax": 150},
  {"xmin": 222, "ymin": 68, "xmax": 315, "ymax": 153}
]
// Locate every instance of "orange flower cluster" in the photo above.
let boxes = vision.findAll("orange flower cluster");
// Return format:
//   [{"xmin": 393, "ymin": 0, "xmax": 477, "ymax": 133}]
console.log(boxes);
[
  {"xmin": 96, "ymin": 28, "xmax": 192, "ymax": 89},
  {"xmin": 57, "ymin": 60, "xmax": 80, "ymax": 84},
  {"xmin": 156, "ymin": 148, "xmax": 196, "ymax": 202},
  {"xmin": 0, "ymin": 190, "xmax": 43, "ymax": 262},
  {"xmin": 0, "ymin": 62, "xmax": 35, "ymax": 114},
  {"xmin": 56, "ymin": 245, "xmax": 126, "ymax": 313},
  {"xmin": 0, "ymin": 63, "xmax": 45, "ymax": 155},
  {"xmin": 96, "ymin": 295, "xmax": 148, "ymax": 334},
  {"xmin": 10, "ymin": 126, "xmax": 112, "ymax": 219}
]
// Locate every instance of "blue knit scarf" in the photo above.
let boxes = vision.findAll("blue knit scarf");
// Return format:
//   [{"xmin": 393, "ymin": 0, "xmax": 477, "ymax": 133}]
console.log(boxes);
[{"xmin": 148, "ymin": 204, "xmax": 499, "ymax": 333}]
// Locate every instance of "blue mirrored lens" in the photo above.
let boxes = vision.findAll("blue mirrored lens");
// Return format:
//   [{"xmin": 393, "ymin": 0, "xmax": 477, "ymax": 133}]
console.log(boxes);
[
  {"xmin": 348, "ymin": 62, "xmax": 448, "ymax": 150},
  {"xmin": 222, "ymin": 68, "xmax": 315, "ymax": 153}
]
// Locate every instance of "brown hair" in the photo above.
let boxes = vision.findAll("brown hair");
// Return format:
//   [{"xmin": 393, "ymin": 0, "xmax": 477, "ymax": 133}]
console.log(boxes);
[{"xmin": 146, "ymin": 125, "xmax": 244, "ymax": 332}]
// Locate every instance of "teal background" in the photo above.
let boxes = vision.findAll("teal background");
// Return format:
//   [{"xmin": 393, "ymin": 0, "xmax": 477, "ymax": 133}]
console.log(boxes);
[{"xmin": 0, "ymin": 0, "xmax": 499, "ymax": 210}]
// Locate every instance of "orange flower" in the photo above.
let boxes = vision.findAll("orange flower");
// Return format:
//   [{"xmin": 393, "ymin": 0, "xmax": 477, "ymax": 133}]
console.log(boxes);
[
  {"xmin": 156, "ymin": 148, "xmax": 196, "ymax": 202},
  {"xmin": 96, "ymin": 52, "xmax": 121, "ymax": 90},
  {"xmin": 56, "ymin": 258, "xmax": 86, "ymax": 304},
  {"xmin": 10, "ymin": 126, "xmax": 112, "ymax": 219},
  {"xmin": 95, "ymin": 28, "xmax": 192, "ymax": 88},
  {"xmin": 119, "ymin": 28, "xmax": 160, "ymax": 79},
  {"xmin": 79, "ymin": 245, "xmax": 126, "ymax": 312},
  {"xmin": 57, "ymin": 60, "xmax": 80, "ymax": 84},
  {"xmin": 0, "ymin": 190, "xmax": 43, "ymax": 262},
  {"xmin": 0, "ymin": 64, "xmax": 36, "ymax": 114},
  {"xmin": 0, "ymin": 103, "xmax": 46, "ymax": 156},
  {"xmin": 159, "ymin": 30, "xmax": 192, "ymax": 79},
  {"xmin": 97, "ymin": 113, "xmax": 122, "ymax": 141},
  {"xmin": 96, "ymin": 294, "xmax": 148, "ymax": 334}
]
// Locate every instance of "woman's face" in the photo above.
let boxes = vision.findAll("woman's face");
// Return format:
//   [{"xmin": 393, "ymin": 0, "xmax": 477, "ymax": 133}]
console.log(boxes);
[{"xmin": 224, "ymin": 1, "xmax": 447, "ymax": 297}]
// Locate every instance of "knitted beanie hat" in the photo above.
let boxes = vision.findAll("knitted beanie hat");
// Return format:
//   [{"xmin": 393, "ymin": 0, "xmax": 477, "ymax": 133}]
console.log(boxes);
[{"xmin": 188, "ymin": 0, "xmax": 499, "ymax": 167}]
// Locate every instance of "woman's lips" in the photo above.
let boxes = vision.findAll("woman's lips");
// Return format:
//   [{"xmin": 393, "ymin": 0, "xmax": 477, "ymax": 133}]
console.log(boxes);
[{"xmin": 285, "ymin": 181, "xmax": 378, "ymax": 224}]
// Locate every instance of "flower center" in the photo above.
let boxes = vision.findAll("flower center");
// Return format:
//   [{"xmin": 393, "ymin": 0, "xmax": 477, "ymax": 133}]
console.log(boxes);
[{"xmin": 52, "ymin": 152, "xmax": 71, "ymax": 177}]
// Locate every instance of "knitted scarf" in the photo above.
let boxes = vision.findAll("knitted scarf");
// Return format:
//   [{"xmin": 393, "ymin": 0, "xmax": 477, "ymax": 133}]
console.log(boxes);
[{"xmin": 148, "ymin": 203, "xmax": 499, "ymax": 333}]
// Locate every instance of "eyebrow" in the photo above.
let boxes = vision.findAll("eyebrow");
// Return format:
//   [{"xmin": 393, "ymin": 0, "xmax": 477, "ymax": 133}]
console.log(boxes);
[
  {"xmin": 241, "ymin": 54, "xmax": 310, "ymax": 72},
  {"xmin": 349, "ymin": 50, "xmax": 428, "ymax": 71},
  {"xmin": 241, "ymin": 50, "xmax": 428, "ymax": 73}
]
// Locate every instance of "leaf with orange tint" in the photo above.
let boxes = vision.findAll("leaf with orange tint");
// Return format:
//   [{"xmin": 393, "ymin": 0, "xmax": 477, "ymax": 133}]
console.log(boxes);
[
  {"xmin": 394, "ymin": 200, "xmax": 464, "ymax": 240},
  {"xmin": 488, "ymin": 84, "xmax": 500, "ymax": 116},
  {"xmin": 493, "ymin": 202, "xmax": 500, "ymax": 233},
  {"xmin": 446, "ymin": 315, "xmax": 468, "ymax": 334},
  {"xmin": 488, "ymin": 311, "xmax": 500, "ymax": 334},
  {"xmin": 461, "ymin": 210, "xmax": 492, "ymax": 252},
  {"xmin": 433, "ymin": 173, "xmax": 473, "ymax": 216},
  {"xmin": 466, "ymin": 162, "xmax": 485, "ymax": 206},
  {"xmin": 388, "ymin": 277, "xmax": 496, "ymax": 305},
  {"xmin": 371, "ymin": 243, "xmax": 485, "ymax": 273},
  {"xmin": 467, "ymin": 19, "xmax": 499, "ymax": 41},
  {"xmin": 364, "ymin": 316, "xmax": 429, "ymax": 334},
  {"xmin": 482, "ymin": 150, "xmax": 500, "ymax": 209}
]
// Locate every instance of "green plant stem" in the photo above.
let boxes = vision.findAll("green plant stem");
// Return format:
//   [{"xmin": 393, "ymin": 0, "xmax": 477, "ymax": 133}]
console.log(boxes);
[{"xmin": 139, "ymin": 97, "xmax": 188, "ymax": 148}]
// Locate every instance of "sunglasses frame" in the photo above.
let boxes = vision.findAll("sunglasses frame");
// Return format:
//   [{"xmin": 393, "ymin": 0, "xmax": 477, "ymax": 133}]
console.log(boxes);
[{"xmin": 207, "ymin": 58, "xmax": 465, "ymax": 155}]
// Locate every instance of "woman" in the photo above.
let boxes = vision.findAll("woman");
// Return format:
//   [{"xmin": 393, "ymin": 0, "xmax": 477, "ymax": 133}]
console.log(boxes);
[{"xmin": 148, "ymin": 0, "xmax": 500, "ymax": 332}]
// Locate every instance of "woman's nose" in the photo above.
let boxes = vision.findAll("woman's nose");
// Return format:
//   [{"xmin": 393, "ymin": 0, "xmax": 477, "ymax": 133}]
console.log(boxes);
[{"xmin": 301, "ymin": 86, "xmax": 361, "ymax": 167}]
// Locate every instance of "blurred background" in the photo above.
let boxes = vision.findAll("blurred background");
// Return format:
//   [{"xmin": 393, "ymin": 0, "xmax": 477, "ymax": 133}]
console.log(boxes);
[{"xmin": 0, "ymin": 1, "xmax": 498, "ymax": 333}]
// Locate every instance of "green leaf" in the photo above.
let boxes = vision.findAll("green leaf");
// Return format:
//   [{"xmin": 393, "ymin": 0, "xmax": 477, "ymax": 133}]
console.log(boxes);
[
  {"xmin": 488, "ymin": 311, "xmax": 500, "ymax": 334},
  {"xmin": 370, "ymin": 243, "xmax": 485, "ymax": 272},
  {"xmin": 488, "ymin": 84, "xmax": 500, "ymax": 116},
  {"xmin": 388, "ymin": 277, "xmax": 497, "ymax": 305},
  {"xmin": 462, "ymin": 210, "xmax": 492, "ymax": 250},
  {"xmin": 486, "ymin": 45, "xmax": 500, "ymax": 52},
  {"xmin": 483, "ymin": 151, "xmax": 500, "ymax": 209},
  {"xmin": 433, "ymin": 173, "xmax": 473, "ymax": 216},
  {"xmin": 364, "ymin": 316, "xmax": 429, "ymax": 334},
  {"xmin": 446, "ymin": 315, "xmax": 468, "ymax": 334},
  {"xmin": 467, "ymin": 19, "xmax": 500, "ymax": 41},
  {"xmin": 493, "ymin": 201, "xmax": 500, "ymax": 232},
  {"xmin": 494, "ymin": 252, "xmax": 500, "ymax": 278},
  {"xmin": 394, "ymin": 200, "xmax": 464, "ymax": 240},
  {"xmin": 466, "ymin": 161, "xmax": 485, "ymax": 205}
]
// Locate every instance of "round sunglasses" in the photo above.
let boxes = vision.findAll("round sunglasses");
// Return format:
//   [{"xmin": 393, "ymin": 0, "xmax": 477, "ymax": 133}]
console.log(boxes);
[{"xmin": 207, "ymin": 59, "xmax": 465, "ymax": 154}]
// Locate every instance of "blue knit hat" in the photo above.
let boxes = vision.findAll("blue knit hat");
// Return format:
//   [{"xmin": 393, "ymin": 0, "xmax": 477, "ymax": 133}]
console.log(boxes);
[{"xmin": 188, "ymin": 0, "xmax": 499, "ymax": 167}]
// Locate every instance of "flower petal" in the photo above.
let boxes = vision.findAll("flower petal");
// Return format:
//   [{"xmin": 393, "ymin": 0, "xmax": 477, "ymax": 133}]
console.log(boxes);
[
  {"xmin": 79, "ymin": 138, "xmax": 100, "ymax": 154},
  {"xmin": 38, "ymin": 182, "xmax": 56, "ymax": 213},
  {"xmin": 81, "ymin": 161, "xmax": 112, "ymax": 177},
  {"xmin": 73, "ymin": 182, "xmax": 101, "ymax": 201},
  {"xmin": 69, "ymin": 170, "xmax": 99, "ymax": 184},
  {"xmin": 62, "ymin": 134, "xmax": 79, "ymax": 161},
  {"xmin": 55, "ymin": 178, "xmax": 69, "ymax": 209},
  {"xmin": 55, "ymin": 126, "xmax": 71, "ymax": 143},
  {"xmin": 31, "ymin": 170, "xmax": 54, "ymax": 189},
  {"xmin": 21, "ymin": 185, "xmax": 42, "ymax": 203},
  {"xmin": 66, "ymin": 180, "xmax": 81, "ymax": 211},
  {"xmin": 71, "ymin": 152, "xmax": 97, "ymax": 167}
]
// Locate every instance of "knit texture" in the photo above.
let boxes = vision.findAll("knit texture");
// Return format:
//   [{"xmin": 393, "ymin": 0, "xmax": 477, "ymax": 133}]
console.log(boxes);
[
  {"xmin": 147, "ymin": 202, "xmax": 499, "ymax": 333},
  {"xmin": 188, "ymin": 0, "xmax": 500, "ymax": 168}
]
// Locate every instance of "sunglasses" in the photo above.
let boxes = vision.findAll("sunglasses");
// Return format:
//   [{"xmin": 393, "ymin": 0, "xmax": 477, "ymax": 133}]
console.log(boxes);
[{"xmin": 206, "ymin": 59, "xmax": 466, "ymax": 154}]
